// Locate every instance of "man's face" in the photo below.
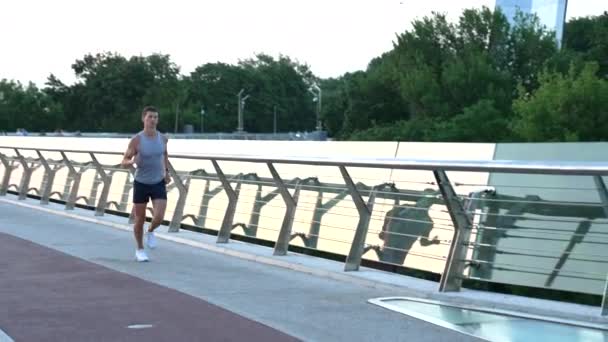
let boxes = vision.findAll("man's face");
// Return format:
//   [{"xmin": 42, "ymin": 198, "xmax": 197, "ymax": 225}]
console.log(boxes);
[{"xmin": 142, "ymin": 111, "xmax": 159, "ymax": 127}]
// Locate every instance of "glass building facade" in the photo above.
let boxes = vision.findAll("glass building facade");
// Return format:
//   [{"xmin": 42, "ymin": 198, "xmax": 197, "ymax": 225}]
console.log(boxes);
[{"xmin": 495, "ymin": 0, "xmax": 568, "ymax": 47}]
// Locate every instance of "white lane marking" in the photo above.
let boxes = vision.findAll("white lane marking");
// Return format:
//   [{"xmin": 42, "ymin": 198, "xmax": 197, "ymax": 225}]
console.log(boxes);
[{"xmin": 127, "ymin": 324, "xmax": 154, "ymax": 329}]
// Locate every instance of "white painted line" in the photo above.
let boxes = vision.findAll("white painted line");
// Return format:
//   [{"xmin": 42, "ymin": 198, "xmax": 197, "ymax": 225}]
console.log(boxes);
[
  {"xmin": 0, "ymin": 327, "xmax": 15, "ymax": 342},
  {"xmin": 127, "ymin": 324, "xmax": 154, "ymax": 329}
]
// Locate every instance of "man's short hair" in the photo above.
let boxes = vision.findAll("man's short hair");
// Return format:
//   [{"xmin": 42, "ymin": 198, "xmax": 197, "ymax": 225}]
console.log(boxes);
[{"xmin": 142, "ymin": 106, "xmax": 159, "ymax": 117}]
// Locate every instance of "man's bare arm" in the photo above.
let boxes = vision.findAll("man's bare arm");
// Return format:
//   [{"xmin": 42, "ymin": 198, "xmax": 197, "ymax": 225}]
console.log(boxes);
[
  {"xmin": 163, "ymin": 135, "xmax": 171, "ymax": 183},
  {"xmin": 121, "ymin": 137, "xmax": 138, "ymax": 168}
]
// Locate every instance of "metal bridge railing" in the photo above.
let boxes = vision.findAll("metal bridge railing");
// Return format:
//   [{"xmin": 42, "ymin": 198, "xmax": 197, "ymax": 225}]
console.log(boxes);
[{"xmin": 1, "ymin": 146, "xmax": 608, "ymax": 316}]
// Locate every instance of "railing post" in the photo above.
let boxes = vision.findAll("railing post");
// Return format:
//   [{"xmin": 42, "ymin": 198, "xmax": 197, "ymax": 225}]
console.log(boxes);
[
  {"xmin": 593, "ymin": 175, "xmax": 608, "ymax": 316},
  {"xmin": 308, "ymin": 186, "xmax": 324, "ymax": 248},
  {"xmin": 434, "ymin": 170, "xmax": 472, "ymax": 292},
  {"xmin": 243, "ymin": 183, "xmax": 283, "ymax": 237},
  {"xmin": 232, "ymin": 173, "xmax": 258, "ymax": 237},
  {"xmin": 61, "ymin": 152, "xmax": 81, "ymax": 211},
  {"xmin": 168, "ymin": 161, "xmax": 187, "ymax": 232},
  {"xmin": 268, "ymin": 162, "xmax": 298, "ymax": 256},
  {"xmin": 245, "ymin": 181, "xmax": 264, "ymax": 237},
  {"xmin": 14, "ymin": 149, "xmax": 33, "ymax": 200},
  {"xmin": 198, "ymin": 177, "xmax": 226, "ymax": 228},
  {"xmin": 340, "ymin": 165, "xmax": 372, "ymax": 272},
  {"xmin": 88, "ymin": 170, "xmax": 102, "ymax": 206},
  {"xmin": 308, "ymin": 188, "xmax": 349, "ymax": 249},
  {"xmin": 62, "ymin": 172, "xmax": 73, "ymax": 202},
  {"xmin": 89, "ymin": 153, "xmax": 111, "ymax": 216},
  {"xmin": 36, "ymin": 150, "xmax": 57, "ymax": 205},
  {"xmin": 0, "ymin": 154, "xmax": 15, "ymax": 196},
  {"xmin": 119, "ymin": 170, "xmax": 133, "ymax": 212},
  {"xmin": 469, "ymin": 190, "xmax": 499, "ymax": 279},
  {"xmin": 197, "ymin": 178, "xmax": 212, "ymax": 227},
  {"xmin": 212, "ymin": 160, "xmax": 238, "ymax": 243}
]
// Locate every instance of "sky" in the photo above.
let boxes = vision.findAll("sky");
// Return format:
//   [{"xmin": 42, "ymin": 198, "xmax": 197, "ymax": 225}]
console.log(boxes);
[{"xmin": 0, "ymin": 0, "xmax": 606, "ymax": 87}]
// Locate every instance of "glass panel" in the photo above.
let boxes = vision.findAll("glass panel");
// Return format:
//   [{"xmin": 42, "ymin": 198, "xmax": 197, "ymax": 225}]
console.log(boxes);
[{"xmin": 376, "ymin": 298, "xmax": 608, "ymax": 342}]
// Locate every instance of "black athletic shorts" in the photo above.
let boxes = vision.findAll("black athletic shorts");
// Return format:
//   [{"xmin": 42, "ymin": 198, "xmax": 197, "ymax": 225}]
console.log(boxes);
[{"xmin": 133, "ymin": 179, "xmax": 167, "ymax": 204}]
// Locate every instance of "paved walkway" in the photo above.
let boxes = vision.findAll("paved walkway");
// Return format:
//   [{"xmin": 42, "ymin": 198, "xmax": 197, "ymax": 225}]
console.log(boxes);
[
  {"xmin": 0, "ymin": 232, "xmax": 298, "ymax": 342},
  {"xmin": 0, "ymin": 197, "xmax": 483, "ymax": 342}
]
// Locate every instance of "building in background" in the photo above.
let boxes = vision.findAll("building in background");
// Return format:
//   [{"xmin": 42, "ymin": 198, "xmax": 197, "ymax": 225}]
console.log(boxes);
[{"xmin": 495, "ymin": 0, "xmax": 568, "ymax": 47}]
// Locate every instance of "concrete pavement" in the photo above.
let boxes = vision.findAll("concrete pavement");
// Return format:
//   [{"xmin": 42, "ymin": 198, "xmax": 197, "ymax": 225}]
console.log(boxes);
[{"xmin": 0, "ymin": 197, "xmax": 482, "ymax": 342}]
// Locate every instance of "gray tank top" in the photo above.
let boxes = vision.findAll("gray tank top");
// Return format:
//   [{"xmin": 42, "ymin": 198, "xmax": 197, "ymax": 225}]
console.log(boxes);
[{"xmin": 134, "ymin": 131, "xmax": 165, "ymax": 184}]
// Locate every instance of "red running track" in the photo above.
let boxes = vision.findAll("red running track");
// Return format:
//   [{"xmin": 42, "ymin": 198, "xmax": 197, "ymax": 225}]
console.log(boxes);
[{"xmin": 0, "ymin": 232, "xmax": 299, "ymax": 342}]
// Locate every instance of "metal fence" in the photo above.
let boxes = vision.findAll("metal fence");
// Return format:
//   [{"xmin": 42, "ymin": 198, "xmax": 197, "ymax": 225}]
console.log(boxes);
[{"xmin": 1, "ymin": 145, "xmax": 608, "ymax": 315}]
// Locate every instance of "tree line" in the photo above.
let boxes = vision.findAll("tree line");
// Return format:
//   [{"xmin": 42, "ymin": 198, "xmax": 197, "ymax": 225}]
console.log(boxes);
[{"xmin": 0, "ymin": 7, "xmax": 606, "ymax": 142}]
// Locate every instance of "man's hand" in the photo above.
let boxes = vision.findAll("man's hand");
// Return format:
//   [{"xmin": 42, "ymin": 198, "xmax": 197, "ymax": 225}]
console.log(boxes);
[
  {"xmin": 165, "ymin": 173, "xmax": 172, "ymax": 185},
  {"xmin": 420, "ymin": 235, "xmax": 441, "ymax": 247},
  {"xmin": 121, "ymin": 158, "xmax": 135, "ymax": 168}
]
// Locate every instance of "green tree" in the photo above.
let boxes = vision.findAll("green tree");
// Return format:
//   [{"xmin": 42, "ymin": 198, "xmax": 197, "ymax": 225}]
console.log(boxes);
[
  {"xmin": 139, "ymin": 54, "xmax": 183, "ymax": 132},
  {"xmin": 0, "ymin": 79, "xmax": 60, "ymax": 133},
  {"xmin": 186, "ymin": 54, "xmax": 317, "ymax": 133},
  {"xmin": 7, "ymin": 7, "xmax": 604, "ymax": 142},
  {"xmin": 348, "ymin": 118, "xmax": 435, "ymax": 141},
  {"xmin": 187, "ymin": 62, "xmax": 251, "ymax": 132},
  {"xmin": 563, "ymin": 12, "xmax": 608, "ymax": 77},
  {"xmin": 508, "ymin": 11, "xmax": 559, "ymax": 91},
  {"xmin": 52, "ymin": 52, "xmax": 181, "ymax": 132},
  {"xmin": 512, "ymin": 62, "xmax": 608, "ymax": 141},
  {"xmin": 322, "ymin": 51, "xmax": 408, "ymax": 138},
  {"xmin": 237, "ymin": 54, "xmax": 316, "ymax": 133},
  {"xmin": 0, "ymin": 80, "xmax": 23, "ymax": 131},
  {"xmin": 345, "ymin": 6, "xmax": 557, "ymax": 142},
  {"xmin": 319, "ymin": 77, "xmax": 348, "ymax": 138},
  {"xmin": 433, "ymin": 99, "xmax": 511, "ymax": 142}
]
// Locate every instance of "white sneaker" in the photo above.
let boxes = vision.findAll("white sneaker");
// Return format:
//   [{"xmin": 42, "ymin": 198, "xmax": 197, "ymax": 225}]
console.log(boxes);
[
  {"xmin": 135, "ymin": 249, "xmax": 149, "ymax": 262},
  {"xmin": 146, "ymin": 231, "xmax": 157, "ymax": 249}
]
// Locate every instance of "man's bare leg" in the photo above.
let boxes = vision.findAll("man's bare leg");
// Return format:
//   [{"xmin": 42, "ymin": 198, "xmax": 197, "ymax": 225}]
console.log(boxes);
[
  {"xmin": 148, "ymin": 199, "xmax": 167, "ymax": 232},
  {"xmin": 134, "ymin": 203, "xmax": 147, "ymax": 249},
  {"xmin": 144, "ymin": 199, "xmax": 166, "ymax": 249}
]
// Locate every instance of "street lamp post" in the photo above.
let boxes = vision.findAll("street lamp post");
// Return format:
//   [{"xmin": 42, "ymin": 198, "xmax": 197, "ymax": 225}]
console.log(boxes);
[
  {"xmin": 200, "ymin": 107, "xmax": 205, "ymax": 133},
  {"xmin": 174, "ymin": 102, "xmax": 180, "ymax": 134},
  {"xmin": 308, "ymin": 83, "xmax": 322, "ymax": 131},
  {"xmin": 273, "ymin": 105, "xmax": 277, "ymax": 134},
  {"xmin": 0, "ymin": 92, "xmax": 4, "ymax": 134},
  {"xmin": 236, "ymin": 89, "xmax": 250, "ymax": 133},
  {"xmin": 0, "ymin": 91, "xmax": 8, "ymax": 134}
]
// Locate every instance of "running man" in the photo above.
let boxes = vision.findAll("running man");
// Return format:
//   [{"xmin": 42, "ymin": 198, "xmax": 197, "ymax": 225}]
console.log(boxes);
[{"xmin": 121, "ymin": 106, "xmax": 171, "ymax": 262}]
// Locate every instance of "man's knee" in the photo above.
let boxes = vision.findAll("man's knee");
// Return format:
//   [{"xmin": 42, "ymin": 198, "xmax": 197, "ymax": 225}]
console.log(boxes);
[
  {"xmin": 134, "ymin": 215, "xmax": 145, "ymax": 226},
  {"xmin": 133, "ymin": 208, "xmax": 146, "ymax": 225}
]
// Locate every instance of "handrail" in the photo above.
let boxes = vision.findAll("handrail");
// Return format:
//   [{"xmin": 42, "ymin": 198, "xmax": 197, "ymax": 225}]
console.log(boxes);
[
  {"xmin": 2, "ymin": 146, "xmax": 608, "ymax": 175},
  {"xmin": 1, "ymin": 144, "xmax": 608, "ymax": 316}
]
